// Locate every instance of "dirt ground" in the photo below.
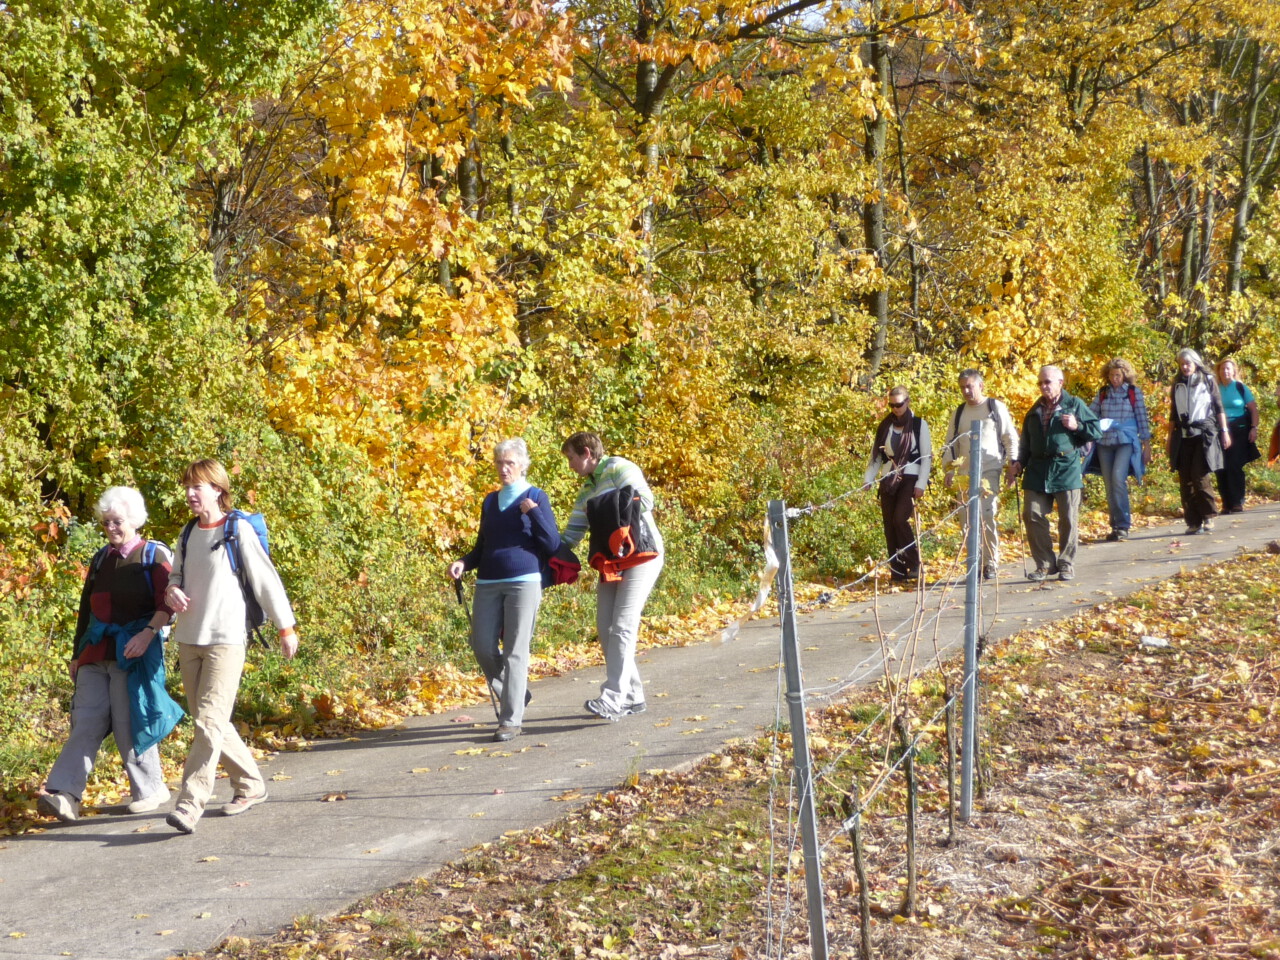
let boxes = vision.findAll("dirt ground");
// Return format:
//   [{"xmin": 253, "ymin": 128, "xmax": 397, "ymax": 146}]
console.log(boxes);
[{"xmin": 201, "ymin": 556, "xmax": 1280, "ymax": 960}]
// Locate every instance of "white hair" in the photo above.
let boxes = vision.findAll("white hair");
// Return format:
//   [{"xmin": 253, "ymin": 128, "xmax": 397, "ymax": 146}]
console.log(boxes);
[
  {"xmin": 95, "ymin": 486, "xmax": 148, "ymax": 527},
  {"xmin": 493, "ymin": 438, "xmax": 531, "ymax": 475},
  {"xmin": 1039, "ymin": 365, "xmax": 1064, "ymax": 382}
]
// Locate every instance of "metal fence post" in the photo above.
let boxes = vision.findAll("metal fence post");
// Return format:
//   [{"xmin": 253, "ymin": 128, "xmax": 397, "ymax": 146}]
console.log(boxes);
[
  {"xmin": 960, "ymin": 421, "xmax": 982, "ymax": 822},
  {"xmin": 768, "ymin": 499, "xmax": 829, "ymax": 960}
]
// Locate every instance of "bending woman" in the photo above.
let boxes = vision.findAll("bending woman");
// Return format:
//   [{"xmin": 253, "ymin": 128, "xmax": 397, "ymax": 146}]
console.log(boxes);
[
  {"xmin": 164, "ymin": 459, "xmax": 298, "ymax": 834},
  {"xmin": 561, "ymin": 432, "xmax": 663, "ymax": 722},
  {"xmin": 37, "ymin": 487, "xmax": 182, "ymax": 821},
  {"xmin": 449, "ymin": 439, "xmax": 560, "ymax": 743}
]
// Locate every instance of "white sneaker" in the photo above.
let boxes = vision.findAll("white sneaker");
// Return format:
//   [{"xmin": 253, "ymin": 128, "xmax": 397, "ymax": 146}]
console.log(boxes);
[
  {"xmin": 37, "ymin": 791, "xmax": 80, "ymax": 822},
  {"xmin": 126, "ymin": 786, "xmax": 171, "ymax": 814}
]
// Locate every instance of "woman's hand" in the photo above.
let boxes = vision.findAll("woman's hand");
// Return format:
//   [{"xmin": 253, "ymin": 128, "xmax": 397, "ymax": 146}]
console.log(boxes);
[
  {"xmin": 517, "ymin": 497, "xmax": 538, "ymax": 514},
  {"xmin": 448, "ymin": 560, "xmax": 465, "ymax": 580},
  {"xmin": 68, "ymin": 658, "xmax": 80, "ymax": 682},
  {"xmin": 122, "ymin": 627, "xmax": 157, "ymax": 660},
  {"xmin": 166, "ymin": 584, "xmax": 191, "ymax": 613},
  {"xmin": 279, "ymin": 628, "xmax": 299, "ymax": 660}
]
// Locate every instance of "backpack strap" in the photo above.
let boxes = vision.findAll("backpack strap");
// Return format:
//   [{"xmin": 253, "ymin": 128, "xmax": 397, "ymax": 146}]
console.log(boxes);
[
  {"xmin": 87, "ymin": 545, "xmax": 110, "ymax": 591},
  {"xmin": 952, "ymin": 400, "xmax": 1005, "ymax": 461},
  {"xmin": 141, "ymin": 540, "xmax": 157, "ymax": 596},
  {"xmin": 987, "ymin": 398, "xmax": 1005, "ymax": 460},
  {"xmin": 221, "ymin": 511, "xmax": 244, "ymax": 576},
  {"xmin": 911, "ymin": 416, "xmax": 926, "ymax": 465}
]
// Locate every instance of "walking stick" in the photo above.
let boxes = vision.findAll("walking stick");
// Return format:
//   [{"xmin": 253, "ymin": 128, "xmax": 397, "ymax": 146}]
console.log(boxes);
[
  {"xmin": 1012, "ymin": 480, "xmax": 1030, "ymax": 578},
  {"xmin": 453, "ymin": 576, "xmax": 471, "ymax": 624},
  {"xmin": 455, "ymin": 576, "xmax": 500, "ymax": 718}
]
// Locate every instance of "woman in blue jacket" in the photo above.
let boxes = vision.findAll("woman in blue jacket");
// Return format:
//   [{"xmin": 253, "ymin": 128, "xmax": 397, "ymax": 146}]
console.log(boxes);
[
  {"xmin": 1088, "ymin": 358, "xmax": 1152, "ymax": 541},
  {"xmin": 449, "ymin": 439, "xmax": 560, "ymax": 742}
]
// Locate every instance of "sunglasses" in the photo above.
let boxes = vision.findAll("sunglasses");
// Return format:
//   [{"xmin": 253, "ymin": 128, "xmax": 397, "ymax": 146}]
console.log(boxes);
[{"xmin": 889, "ymin": 400, "xmax": 907, "ymax": 409}]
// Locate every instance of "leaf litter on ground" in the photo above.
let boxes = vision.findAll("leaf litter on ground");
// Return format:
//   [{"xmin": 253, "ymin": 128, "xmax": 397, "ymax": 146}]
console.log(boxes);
[{"xmin": 181, "ymin": 550, "xmax": 1280, "ymax": 960}]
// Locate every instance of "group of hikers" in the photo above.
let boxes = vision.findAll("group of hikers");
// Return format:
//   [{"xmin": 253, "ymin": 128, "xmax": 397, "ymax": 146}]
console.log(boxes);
[
  {"xmin": 33, "ymin": 351, "xmax": 1273, "ymax": 832},
  {"xmin": 36, "ymin": 432, "xmax": 662, "ymax": 833},
  {"xmin": 863, "ymin": 351, "xmax": 1269, "ymax": 584}
]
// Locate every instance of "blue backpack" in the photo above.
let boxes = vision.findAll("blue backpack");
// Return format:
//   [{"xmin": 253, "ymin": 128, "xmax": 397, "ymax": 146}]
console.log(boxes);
[{"xmin": 180, "ymin": 510, "xmax": 273, "ymax": 646}]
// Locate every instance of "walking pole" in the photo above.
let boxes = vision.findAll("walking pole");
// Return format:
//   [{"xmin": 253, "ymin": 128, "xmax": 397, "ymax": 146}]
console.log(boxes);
[
  {"xmin": 455, "ymin": 577, "xmax": 499, "ymax": 718},
  {"xmin": 1013, "ymin": 480, "xmax": 1030, "ymax": 579},
  {"xmin": 453, "ymin": 577, "xmax": 472, "ymax": 624}
]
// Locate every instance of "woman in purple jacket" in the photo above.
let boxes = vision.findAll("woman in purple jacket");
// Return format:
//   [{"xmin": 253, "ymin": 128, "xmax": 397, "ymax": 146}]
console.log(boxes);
[{"xmin": 449, "ymin": 439, "xmax": 560, "ymax": 742}]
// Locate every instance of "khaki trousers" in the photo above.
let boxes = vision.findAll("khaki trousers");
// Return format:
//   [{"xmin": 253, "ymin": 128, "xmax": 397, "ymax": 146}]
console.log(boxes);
[
  {"xmin": 175, "ymin": 643, "xmax": 263, "ymax": 818},
  {"xmin": 1022, "ymin": 488, "xmax": 1081, "ymax": 572}
]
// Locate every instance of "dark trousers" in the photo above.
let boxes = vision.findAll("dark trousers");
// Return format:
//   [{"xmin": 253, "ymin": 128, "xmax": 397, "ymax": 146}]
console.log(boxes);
[
  {"xmin": 1176, "ymin": 438, "xmax": 1218, "ymax": 528},
  {"xmin": 1214, "ymin": 420, "xmax": 1251, "ymax": 511},
  {"xmin": 879, "ymin": 480, "xmax": 919, "ymax": 577}
]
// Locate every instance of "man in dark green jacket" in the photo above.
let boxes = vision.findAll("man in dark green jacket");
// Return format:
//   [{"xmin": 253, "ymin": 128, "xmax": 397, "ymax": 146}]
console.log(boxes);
[{"xmin": 1006, "ymin": 365, "xmax": 1102, "ymax": 582}]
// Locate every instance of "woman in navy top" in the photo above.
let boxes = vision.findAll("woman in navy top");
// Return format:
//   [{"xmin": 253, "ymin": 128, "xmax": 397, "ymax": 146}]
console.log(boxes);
[
  {"xmin": 449, "ymin": 439, "xmax": 559, "ymax": 741},
  {"xmin": 1214, "ymin": 358, "xmax": 1260, "ymax": 513}
]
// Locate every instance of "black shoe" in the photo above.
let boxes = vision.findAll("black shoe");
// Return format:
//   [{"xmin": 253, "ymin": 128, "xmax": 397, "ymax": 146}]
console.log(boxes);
[
  {"xmin": 493, "ymin": 724, "xmax": 520, "ymax": 742},
  {"xmin": 1105, "ymin": 530, "xmax": 1120, "ymax": 542}
]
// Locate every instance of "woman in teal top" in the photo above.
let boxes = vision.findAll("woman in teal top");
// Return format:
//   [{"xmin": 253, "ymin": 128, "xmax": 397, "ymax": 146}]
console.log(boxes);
[{"xmin": 1214, "ymin": 358, "xmax": 1260, "ymax": 513}]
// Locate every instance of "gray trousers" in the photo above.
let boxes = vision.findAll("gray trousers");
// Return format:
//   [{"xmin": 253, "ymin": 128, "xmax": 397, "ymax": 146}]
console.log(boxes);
[
  {"xmin": 595, "ymin": 553, "xmax": 664, "ymax": 712},
  {"xmin": 46, "ymin": 661, "xmax": 165, "ymax": 802},
  {"xmin": 471, "ymin": 580, "xmax": 542, "ymax": 726},
  {"xmin": 1022, "ymin": 488, "xmax": 1081, "ymax": 571}
]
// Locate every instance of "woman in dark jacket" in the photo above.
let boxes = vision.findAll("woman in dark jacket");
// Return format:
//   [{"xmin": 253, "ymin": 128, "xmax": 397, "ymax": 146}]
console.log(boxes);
[
  {"xmin": 36, "ymin": 487, "xmax": 182, "ymax": 822},
  {"xmin": 1167, "ymin": 349, "xmax": 1230, "ymax": 535},
  {"xmin": 449, "ymin": 439, "xmax": 560, "ymax": 742}
]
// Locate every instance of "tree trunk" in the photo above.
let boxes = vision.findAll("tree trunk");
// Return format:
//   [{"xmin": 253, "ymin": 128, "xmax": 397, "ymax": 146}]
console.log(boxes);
[
  {"xmin": 861, "ymin": 0, "xmax": 890, "ymax": 379},
  {"xmin": 1226, "ymin": 45, "xmax": 1262, "ymax": 297},
  {"xmin": 1140, "ymin": 144, "xmax": 1167, "ymax": 302}
]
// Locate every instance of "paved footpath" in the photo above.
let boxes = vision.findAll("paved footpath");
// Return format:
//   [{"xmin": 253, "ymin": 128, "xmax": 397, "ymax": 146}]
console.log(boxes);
[{"xmin": 2, "ymin": 504, "xmax": 1279, "ymax": 960}]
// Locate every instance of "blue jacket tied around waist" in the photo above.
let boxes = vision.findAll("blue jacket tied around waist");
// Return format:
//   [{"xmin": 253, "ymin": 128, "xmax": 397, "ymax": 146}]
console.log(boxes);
[{"xmin": 79, "ymin": 614, "xmax": 185, "ymax": 756}]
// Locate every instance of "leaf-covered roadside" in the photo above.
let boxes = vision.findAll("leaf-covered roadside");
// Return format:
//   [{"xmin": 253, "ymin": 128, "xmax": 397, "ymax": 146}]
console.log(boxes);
[{"xmin": 182, "ymin": 550, "xmax": 1280, "ymax": 960}]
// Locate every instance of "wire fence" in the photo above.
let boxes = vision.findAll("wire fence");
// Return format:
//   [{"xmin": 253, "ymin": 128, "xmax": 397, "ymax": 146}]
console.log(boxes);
[{"xmin": 760, "ymin": 421, "xmax": 998, "ymax": 960}]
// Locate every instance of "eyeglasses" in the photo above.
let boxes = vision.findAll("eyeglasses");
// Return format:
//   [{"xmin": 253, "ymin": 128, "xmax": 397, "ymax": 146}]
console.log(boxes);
[
  {"xmin": 101, "ymin": 518, "xmax": 127, "ymax": 529},
  {"xmin": 1038, "ymin": 380, "xmax": 1056, "ymax": 386}
]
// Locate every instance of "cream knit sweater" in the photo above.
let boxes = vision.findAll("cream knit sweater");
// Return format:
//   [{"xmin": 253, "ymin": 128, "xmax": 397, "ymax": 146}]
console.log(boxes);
[{"xmin": 170, "ymin": 518, "xmax": 296, "ymax": 646}]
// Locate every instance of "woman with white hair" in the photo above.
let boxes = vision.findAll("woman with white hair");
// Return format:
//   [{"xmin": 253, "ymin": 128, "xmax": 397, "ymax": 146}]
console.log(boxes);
[
  {"xmin": 36, "ymin": 487, "xmax": 183, "ymax": 822},
  {"xmin": 449, "ymin": 439, "xmax": 560, "ymax": 742},
  {"xmin": 1168, "ymin": 349, "xmax": 1230, "ymax": 535}
]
